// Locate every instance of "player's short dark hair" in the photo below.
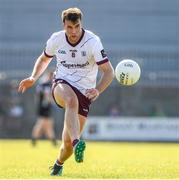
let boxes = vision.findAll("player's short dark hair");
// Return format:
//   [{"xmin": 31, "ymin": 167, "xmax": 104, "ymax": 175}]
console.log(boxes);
[{"xmin": 61, "ymin": 7, "xmax": 83, "ymax": 23}]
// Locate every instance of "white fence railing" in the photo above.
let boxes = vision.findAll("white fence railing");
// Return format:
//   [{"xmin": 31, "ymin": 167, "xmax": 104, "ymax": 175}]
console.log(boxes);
[{"xmin": 83, "ymin": 117, "xmax": 179, "ymax": 142}]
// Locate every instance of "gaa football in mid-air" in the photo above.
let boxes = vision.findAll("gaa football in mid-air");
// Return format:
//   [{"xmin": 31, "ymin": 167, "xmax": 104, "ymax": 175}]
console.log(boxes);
[{"xmin": 115, "ymin": 59, "xmax": 141, "ymax": 86}]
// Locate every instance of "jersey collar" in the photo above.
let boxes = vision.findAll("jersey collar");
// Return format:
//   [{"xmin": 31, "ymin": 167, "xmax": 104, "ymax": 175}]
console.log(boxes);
[{"xmin": 65, "ymin": 28, "xmax": 85, "ymax": 47}]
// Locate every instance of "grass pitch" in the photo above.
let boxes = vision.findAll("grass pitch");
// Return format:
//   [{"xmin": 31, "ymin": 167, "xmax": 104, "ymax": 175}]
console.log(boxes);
[{"xmin": 0, "ymin": 140, "xmax": 179, "ymax": 179}]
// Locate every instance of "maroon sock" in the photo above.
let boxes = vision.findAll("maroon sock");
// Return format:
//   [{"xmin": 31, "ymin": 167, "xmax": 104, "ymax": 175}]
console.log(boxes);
[
  {"xmin": 72, "ymin": 139, "xmax": 79, "ymax": 147},
  {"xmin": 56, "ymin": 160, "xmax": 63, "ymax": 166}
]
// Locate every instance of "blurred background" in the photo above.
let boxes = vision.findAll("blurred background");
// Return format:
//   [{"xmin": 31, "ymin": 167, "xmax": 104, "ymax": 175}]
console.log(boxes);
[{"xmin": 0, "ymin": 0, "xmax": 179, "ymax": 141}]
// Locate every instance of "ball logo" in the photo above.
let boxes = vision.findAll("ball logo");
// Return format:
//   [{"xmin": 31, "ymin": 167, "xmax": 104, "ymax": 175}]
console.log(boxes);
[
  {"xmin": 124, "ymin": 63, "xmax": 133, "ymax": 67},
  {"xmin": 120, "ymin": 72, "xmax": 125, "ymax": 84},
  {"xmin": 120, "ymin": 73, "xmax": 129, "ymax": 85}
]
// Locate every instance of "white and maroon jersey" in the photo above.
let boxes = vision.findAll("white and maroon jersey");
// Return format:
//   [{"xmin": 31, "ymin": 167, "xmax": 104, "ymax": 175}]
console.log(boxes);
[{"xmin": 44, "ymin": 29, "xmax": 109, "ymax": 94}]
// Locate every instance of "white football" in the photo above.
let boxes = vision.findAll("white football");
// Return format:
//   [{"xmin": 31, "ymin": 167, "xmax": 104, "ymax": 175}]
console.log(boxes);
[{"xmin": 115, "ymin": 59, "xmax": 141, "ymax": 86}]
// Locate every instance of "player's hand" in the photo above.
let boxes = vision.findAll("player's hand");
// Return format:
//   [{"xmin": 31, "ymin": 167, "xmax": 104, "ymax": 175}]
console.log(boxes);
[
  {"xmin": 85, "ymin": 88, "xmax": 99, "ymax": 102},
  {"xmin": 18, "ymin": 77, "xmax": 35, "ymax": 93}
]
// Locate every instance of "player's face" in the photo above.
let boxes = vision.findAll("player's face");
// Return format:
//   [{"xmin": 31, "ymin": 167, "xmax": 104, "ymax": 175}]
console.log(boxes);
[{"xmin": 64, "ymin": 20, "xmax": 82, "ymax": 44}]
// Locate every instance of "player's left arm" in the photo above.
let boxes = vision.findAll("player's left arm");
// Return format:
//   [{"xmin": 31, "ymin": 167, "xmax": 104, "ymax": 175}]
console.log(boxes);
[
  {"xmin": 86, "ymin": 61, "xmax": 114, "ymax": 101},
  {"xmin": 96, "ymin": 61, "xmax": 114, "ymax": 93}
]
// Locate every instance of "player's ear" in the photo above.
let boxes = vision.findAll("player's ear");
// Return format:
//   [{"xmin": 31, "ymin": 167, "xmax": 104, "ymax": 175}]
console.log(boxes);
[{"xmin": 63, "ymin": 19, "xmax": 66, "ymax": 27}]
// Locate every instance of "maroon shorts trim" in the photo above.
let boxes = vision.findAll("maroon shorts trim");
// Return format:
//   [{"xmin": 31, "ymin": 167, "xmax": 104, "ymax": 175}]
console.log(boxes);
[{"xmin": 51, "ymin": 79, "xmax": 91, "ymax": 117}]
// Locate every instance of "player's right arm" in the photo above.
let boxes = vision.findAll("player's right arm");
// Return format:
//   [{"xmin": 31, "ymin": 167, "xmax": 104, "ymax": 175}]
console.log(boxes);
[{"xmin": 18, "ymin": 53, "xmax": 52, "ymax": 93}]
